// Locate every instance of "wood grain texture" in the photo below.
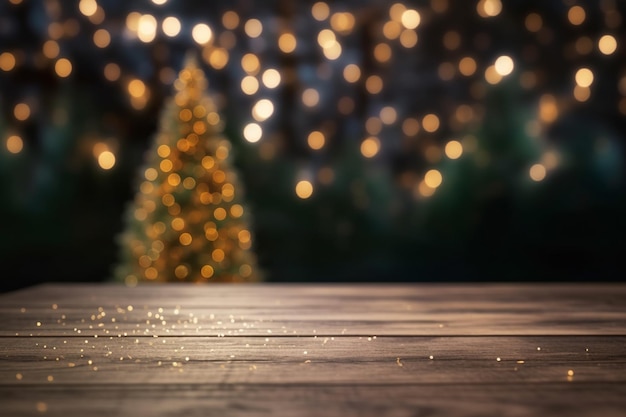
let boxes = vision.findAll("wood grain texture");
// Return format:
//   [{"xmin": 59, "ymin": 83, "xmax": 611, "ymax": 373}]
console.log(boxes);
[{"xmin": 1, "ymin": 283, "xmax": 625, "ymax": 416}]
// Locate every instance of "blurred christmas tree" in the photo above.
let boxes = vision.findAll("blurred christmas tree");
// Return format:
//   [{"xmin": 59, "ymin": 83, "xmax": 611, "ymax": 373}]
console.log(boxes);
[{"xmin": 115, "ymin": 56, "xmax": 259, "ymax": 284}]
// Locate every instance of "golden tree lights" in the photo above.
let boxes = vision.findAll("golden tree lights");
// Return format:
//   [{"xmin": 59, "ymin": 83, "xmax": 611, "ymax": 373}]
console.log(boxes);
[{"xmin": 116, "ymin": 56, "xmax": 259, "ymax": 284}]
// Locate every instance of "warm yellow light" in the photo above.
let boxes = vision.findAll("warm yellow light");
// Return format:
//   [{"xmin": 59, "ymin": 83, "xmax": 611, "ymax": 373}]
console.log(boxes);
[
  {"xmin": 0, "ymin": 52, "xmax": 16, "ymax": 71},
  {"xmin": 422, "ymin": 114, "xmax": 440, "ymax": 132},
  {"xmin": 417, "ymin": 180, "xmax": 436, "ymax": 197},
  {"xmin": 477, "ymin": 0, "xmax": 502, "ymax": 17},
  {"xmin": 128, "ymin": 79, "xmax": 146, "ymax": 98},
  {"xmin": 401, "ymin": 9, "xmax": 421, "ymax": 29},
  {"xmin": 93, "ymin": 28, "xmax": 110, "ymax": 48},
  {"xmin": 445, "ymin": 140, "xmax": 463, "ymax": 159},
  {"xmin": 252, "ymin": 99, "xmax": 274, "ymax": 121},
  {"xmin": 278, "ymin": 32, "xmax": 297, "ymax": 53},
  {"xmin": 539, "ymin": 94, "xmax": 558, "ymax": 123},
  {"xmin": 389, "ymin": 3, "xmax": 407, "ymax": 21},
  {"xmin": 214, "ymin": 208, "xmax": 227, "ymax": 221},
  {"xmin": 167, "ymin": 173, "xmax": 181, "ymax": 186},
  {"xmin": 104, "ymin": 63, "xmax": 120, "ymax": 81},
  {"xmin": 302, "ymin": 88, "xmax": 320, "ymax": 107},
  {"xmin": 360, "ymin": 137, "xmax": 380, "ymax": 158},
  {"xmin": 241, "ymin": 53, "xmax": 260, "ymax": 74},
  {"xmin": 494, "ymin": 55, "xmax": 514, "ymax": 76},
  {"xmin": 171, "ymin": 218, "xmax": 185, "ymax": 231},
  {"xmin": 6, "ymin": 135, "xmax": 23, "ymax": 154},
  {"xmin": 174, "ymin": 265, "xmax": 188, "ymax": 279},
  {"xmin": 399, "ymin": 29, "xmax": 418, "ymax": 48},
  {"xmin": 312, "ymin": 2, "xmax": 330, "ymax": 21},
  {"xmin": 374, "ymin": 43, "xmax": 392, "ymax": 63},
  {"xmin": 383, "ymin": 21, "xmax": 402, "ymax": 40},
  {"xmin": 241, "ymin": 76, "xmax": 259, "ymax": 95},
  {"xmin": 13, "ymin": 103, "xmax": 30, "ymax": 121},
  {"xmin": 568, "ymin": 6, "xmax": 585, "ymax": 25},
  {"xmin": 79, "ymin": 0, "xmax": 97, "ymax": 17},
  {"xmin": 179, "ymin": 109, "xmax": 192, "ymax": 122},
  {"xmin": 574, "ymin": 85, "xmax": 590, "ymax": 102},
  {"xmin": 575, "ymin": 68, "xmax": 594, "ymax": 87},
  {"xmin": 317, "ymin": 29, "xmax": 336, "ymax": 49},
  {"xmin": 343, "ymin": 64, "xmax": 361, "ymax": 83},
  {"xmin": 231, "ymin": 204, "xmax": 244, "ymax": 218},
  {"xmin": 179, "ymin": 233, "xmax": 192, "ymax": 246},
  {"xmin": 458, "ymin": 56, "xmax": 477, "ymax": 76},
  {"xmin": 598, "ymin": 35, "xmax": 617, "ymax": 55},
  {"xmin": 330, "ymin": 12, "xmax": 355, "ymax": 34},
  {"xmin": 402, "ymin": 118, "xmax": 420, "ymax": 136},
  {"xmin": 244, "ymin": 19, "xmax": 263, "ymax": 38},
  {"xmin": 380, "ymin": 106, "xmax": 397, "ymax": 125},
  {"xmin": 137, "ymin": 14, "xmax": 157, "ymax": 43},
  {"xmin": 145, "ymin": 267, "xmax": 158, "ymax": 280},
  {"xmin": 145, "ymin": 167, "xmax": 158, "ymax": 181},
  {"xmin": 529, "ymin": 164, "xmax": 546, "ymax": 181},
  {"xmin": 152, "ymin": 0, "xmax": 167, "ymax": 4},
  {"xmin": 212, "ymin": 249, "xmax": 225, "ymax": 262},
  {"xmin": 243, "ymin": 123, "xmax": 262, "ymax": 143},
  {"xmin": 295, "ymin": 180, "xmax": 314, "ymax": 199},
  {"xmin": 55, "ymin": 58, "xmax": 72, "ymax": 77},
  {"xmin": 98, "ymin": 151, "xmax": 116, "ymax": 170},
  {"xmin": 364, "ymin": 117, "xmax": 381, "ymax": 135},
  {"xmin": 192, "ymin": 23, "xmax": 213, "ymax": 45},
  {"xmin": 322, "ymin": 41, "xmax": 342, "ymax": 60},
  {"xmin": 207, "ymin": 48, "xmax": 229, "ymax": 70},
  {"xmin": 201, "ymin": 265, "xmax": 214, "ymax": 278},
  {"xmin": 201, "ymin": 156, "xmax": 215, "ymax": 170},
  {"xmin": 222, "ymin": 11, "xmax": 239, "ymax": 30},
  {"xmin": 43, "ymin": 40, "xmax": 60, "ymax": 59},
  {"xmin": 424, "ymin": 169, "xmax": 443, "ymax": 188},
  {"xmin": 160, "ymin": 159, "xmax": 173, "ymax": 172},
  {"xmin": 525, "ymin": 13, "xmax": 542, "ymax": 32},
  {"xmin": 365, "ymin": 75, "xmax": 383, "ymax": 94},
  {"xmin": 162, "ymin": 16, "xmax": 181, "ymax": 37},
  {"xmin": 542, "ymin": 151, "xmax": 559, "ymax": 170},
  {"xmin": 307, "ymin": 131, "xmax": 325, "ymax": 150},
  {"xmin": 484, "ymin": 65, "xmax": 502, "ymax": 84},
  {"xmin": 262, "ymin": 69, "xmax": 281, "ymax": 88}
]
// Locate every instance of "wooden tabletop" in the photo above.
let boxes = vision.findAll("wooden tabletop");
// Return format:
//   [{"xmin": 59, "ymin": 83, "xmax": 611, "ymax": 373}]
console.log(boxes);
[{"xmin": 1, "ymin": 283, "xmax": 625, "ymax": 417}]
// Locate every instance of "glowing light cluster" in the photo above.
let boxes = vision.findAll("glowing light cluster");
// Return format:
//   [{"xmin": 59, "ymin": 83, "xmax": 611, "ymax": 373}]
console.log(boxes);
[{"xmin": 118, "ymin": 59, "xmax": 258, "ymax": 283}]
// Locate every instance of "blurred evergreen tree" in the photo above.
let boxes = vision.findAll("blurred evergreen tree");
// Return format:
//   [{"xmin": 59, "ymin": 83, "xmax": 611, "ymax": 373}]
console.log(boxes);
[{"xmin": 115, "ymin": 56, "xmax": 259, "ymax": 284}]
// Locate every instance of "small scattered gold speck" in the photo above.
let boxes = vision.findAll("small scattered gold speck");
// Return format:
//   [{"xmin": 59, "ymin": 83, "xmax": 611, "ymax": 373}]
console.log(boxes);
[
  {"xmin": 496, "ymin": 357, "xmax": 501, "ymax": 362},
  {"xmin": 47, "ymin": 375, "xmax": 54, "ymax": 382},
  {"xmin": 16, "ymin": 373, "xmax": 23, "ymax": 380},
  {"xmin": 396, "ymin": 357, "xmax": 403, "ymax": 367},
  {"xmin": 568, "ymin": 369, "xmax": 574, "ymax": 376},
  {"xmin": 429, "ymin": 355, "xmax": 434, "ymax": 360}
]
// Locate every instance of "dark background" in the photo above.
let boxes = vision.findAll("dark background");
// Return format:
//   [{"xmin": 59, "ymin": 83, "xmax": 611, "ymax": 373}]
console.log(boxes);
[{"xmin": 1, "ymin": 0, "xmax": 625, "ymax": 292}]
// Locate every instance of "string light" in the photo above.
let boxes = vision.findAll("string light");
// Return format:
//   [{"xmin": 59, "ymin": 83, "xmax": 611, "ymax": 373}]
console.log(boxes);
[
  {"xmin": 6, "ymin": 135, "xmax": 24, "ymax": 154},
  {"xmin": 192, "ymin": 24, "xmax": 213, "ymax": 45},
  {"xmin": 295, "ymin": 180, "xmax": 314, "ymax": 199},
  {"xmin": 162, "ymin": 17, "xmax": 181, "ymax": 37}
]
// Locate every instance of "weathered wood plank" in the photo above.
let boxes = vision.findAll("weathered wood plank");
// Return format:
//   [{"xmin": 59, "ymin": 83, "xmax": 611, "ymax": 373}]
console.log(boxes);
[
  {"xmin": 1, "ymin": 284, "xmax": 625, "ymax": 336},
  {"xmin": 1, "ymin": 283, "xmax": 625, "ymax": 417},
  {"xmin": 1, "ymin": 336, "xmax": 624, "ymax": 385},
  {"xmin": 2, "ymin": 383, "xmax": 626, "ymax": 417},
  {"xmin": 3, "ymin": 283, "xmax": 626, "ymax": 307}
]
